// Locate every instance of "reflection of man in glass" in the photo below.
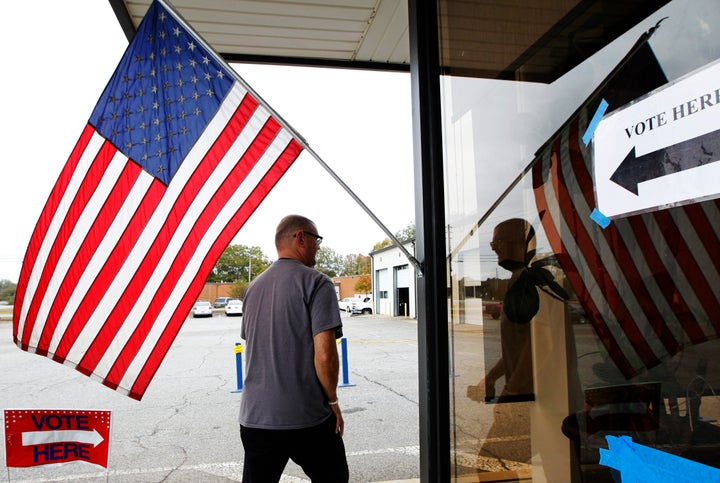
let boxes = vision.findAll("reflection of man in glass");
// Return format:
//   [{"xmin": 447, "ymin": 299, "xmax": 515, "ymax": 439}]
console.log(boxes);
[
  {"xmin": 469, "ymin": 218, "xmax": 537, "ymax": 402},
  {"xmin": 467, "ymin": 218, "xmax": 569, "ymax": 477}
]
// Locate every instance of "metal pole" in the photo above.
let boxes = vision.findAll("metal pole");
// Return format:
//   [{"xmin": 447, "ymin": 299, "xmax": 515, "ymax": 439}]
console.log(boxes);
[
  {"xmin": 232, "ymin": 343, "xmax": 243, "ymax": 393},
  {"xmin": 339, "ymin": 338, "xmax": 355, "ymax": 387},
  {"xmin": 159, "ymin": 0, "xmax": 423, "ymax": 277}
]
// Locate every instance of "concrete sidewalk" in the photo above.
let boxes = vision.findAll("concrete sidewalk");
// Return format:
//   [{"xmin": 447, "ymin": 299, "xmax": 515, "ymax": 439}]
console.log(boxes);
[{"xmin": 0, "ymin": 313, "xmax": 420, "ymax": 482}]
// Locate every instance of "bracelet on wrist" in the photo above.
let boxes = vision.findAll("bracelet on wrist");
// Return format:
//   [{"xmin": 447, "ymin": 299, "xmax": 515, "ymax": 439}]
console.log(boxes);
[{"xmin": 328, "ymin": 399, "xmax": 339, "ymax": 406}]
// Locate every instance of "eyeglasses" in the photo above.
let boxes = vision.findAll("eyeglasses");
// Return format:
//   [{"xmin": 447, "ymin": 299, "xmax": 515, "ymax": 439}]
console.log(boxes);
[
  {"xmin": 295, "ymin": 230, "xmax": 323, "ymax": 245},
  {"xmin": 490, "ymin": 238, "xmax": 511, "ymax": 249}
]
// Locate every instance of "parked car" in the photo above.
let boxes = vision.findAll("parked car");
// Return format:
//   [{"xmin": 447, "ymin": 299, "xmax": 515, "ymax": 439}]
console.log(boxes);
[
  {"xmin": 350, "ymin": 296, "xmax": 373, "ymax": 315},
  {"xmin": 224, "ymin": 299, "xmax": 243, "ymax": 317},
  {"xmin": 485, "ymin": 302, "xmax": 503, "ymax": 319},
  {"xmin": 191, "ymin": 300, "xmax": 213, "ymax": 318},
  {"xmin": 338, "ymin": 297, "xmax": 356, "ymax": 312},
  {"xmin": 213, "ymin": 297, "xmax": 231, "ymax": 308}
]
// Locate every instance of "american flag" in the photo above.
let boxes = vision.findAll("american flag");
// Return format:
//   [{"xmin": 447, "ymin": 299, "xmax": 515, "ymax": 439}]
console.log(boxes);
[
  {"xmin": 532, "ymin": 38, "xmax": 720, "ymax": 378},
  {"xmin": 13, "ymin": 0, "xmax": 302, "ymax": 399}
]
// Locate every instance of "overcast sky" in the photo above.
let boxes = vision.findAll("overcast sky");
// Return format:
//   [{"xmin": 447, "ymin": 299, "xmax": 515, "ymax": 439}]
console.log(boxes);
[{"xmin": 0, "ymin": 1, "xmax": 415, "ymax": 283}]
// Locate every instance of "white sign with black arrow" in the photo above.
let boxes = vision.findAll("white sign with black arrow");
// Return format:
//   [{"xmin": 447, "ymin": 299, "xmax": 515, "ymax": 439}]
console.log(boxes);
[{"xmin": 593, "ymin": 60, "xmax": 720, "ymax": 219}]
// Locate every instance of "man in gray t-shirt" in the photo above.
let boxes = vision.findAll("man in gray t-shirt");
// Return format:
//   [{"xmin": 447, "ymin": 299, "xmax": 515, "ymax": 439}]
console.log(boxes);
[{"xmin": 239, "ymin": 215, "xmax": 348, "ymax": 482}]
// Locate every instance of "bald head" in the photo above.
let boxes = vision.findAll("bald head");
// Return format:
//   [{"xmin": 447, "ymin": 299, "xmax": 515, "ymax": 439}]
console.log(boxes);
[
  {"xmin": 492, "ymin": 218, "xmax": 536, "ymax": 266},
  {"xmin": 275, "ymin": 215, "xmax": 321, "ymax": 267}
]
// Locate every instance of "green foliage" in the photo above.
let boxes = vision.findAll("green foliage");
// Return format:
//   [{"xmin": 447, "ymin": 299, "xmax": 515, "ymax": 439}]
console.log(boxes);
[
  {"xmin": 208, "ymin": 245, "xmax": 271, "ymax": 283},
  {"xmin": 395, "ymin": 222, "xmax": 416, "ymax": 242},
  {"xmin": 0, "ymin": 279, "xmax": 16, "ymax": 304},
  {"xmin": 315, "ymin": 246, "xmax": 344, "ymax": 278},
  {"xmin": 343, "ymin": 254, "xmax": 371, "ymax": 276},
  {"xmin": 230, "ymin": 281, "xmax": 249, "ymax": 299},
  {"xmin": 372, "ymin": 221, "xmax": 415, "ymax": 251}
]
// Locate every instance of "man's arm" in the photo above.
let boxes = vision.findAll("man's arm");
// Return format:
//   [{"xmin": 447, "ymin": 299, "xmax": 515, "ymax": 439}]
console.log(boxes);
[{"xmin": 314, "ymin": 328, "xmax": 344, "ymax": 436}]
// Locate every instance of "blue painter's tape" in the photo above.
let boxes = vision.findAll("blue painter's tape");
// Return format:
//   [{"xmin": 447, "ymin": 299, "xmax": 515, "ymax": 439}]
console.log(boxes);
[
  {"xmin": 582, "ymin": 98, "xmax": 609, "ymax": 145},
  {"xmin": 600, "ymin": 435, "xmax": 720, "ymax": 482},
  {"xmin": 590, "ymin": 208, "xmax": 611, "ymax": 229}
]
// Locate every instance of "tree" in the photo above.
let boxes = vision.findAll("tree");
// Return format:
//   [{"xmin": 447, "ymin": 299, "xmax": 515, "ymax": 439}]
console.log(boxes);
[
  {"xmin": 342, "ymin": 253, "xmax": 371, "ymax": 276},
  {"xmin": 354, "ymin": 274, "xmax": 372, "ymax": 295},
  {"xmin": 372, "ymin": 221, "xmax": 415, "ymax": 251},
  {"xmin": 395, "ymin": 222, "xmax": 416, "ymax": 242},
  {"xmin": 0, "ymin": 279, "xmax": 16, "ymax": 304},
  {"xmin": 230, "ymin": 280, "xmax": 249, "ymax": 299},
  {"xmin": 315, "ymin": 246, "xmax": 344, "ymax": 278},
  {"xmin": 208, "ymin": 245, "xmax": 271, "ymax": 283}
]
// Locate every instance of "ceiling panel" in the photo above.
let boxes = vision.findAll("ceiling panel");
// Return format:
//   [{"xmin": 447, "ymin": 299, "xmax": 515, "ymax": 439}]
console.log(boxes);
[{"xmin": 110, "ymin": 0, "xmax": 670, "ymax": 80}]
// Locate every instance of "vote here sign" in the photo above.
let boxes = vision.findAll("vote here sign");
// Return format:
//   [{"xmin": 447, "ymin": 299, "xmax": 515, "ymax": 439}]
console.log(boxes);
[
  {"xmin": 593, "ymin": 60, "xmax": 720, "ymax": 218},
  {"xmin": 4, "ymin": 409, "xmax": 111, "ymax": 468}
]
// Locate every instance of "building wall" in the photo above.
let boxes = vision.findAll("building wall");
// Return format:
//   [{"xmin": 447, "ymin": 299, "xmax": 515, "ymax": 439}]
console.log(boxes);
[
  {"xmin": 197, "ymin": 283, "xmax": 234, "ymax": 302},
  {"xmin": 332, "ymin": 275, "xmax": 371, "ymax": 300},
  {"xmin": 370, "ymin": 241, "xmax": 416, "ymax": 318}
]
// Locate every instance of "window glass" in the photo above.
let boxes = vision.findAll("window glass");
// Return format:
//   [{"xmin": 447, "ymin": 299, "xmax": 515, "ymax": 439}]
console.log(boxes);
[{"xmin": 441, "ymin": 1, "xmax": 720, "ymax": 481}]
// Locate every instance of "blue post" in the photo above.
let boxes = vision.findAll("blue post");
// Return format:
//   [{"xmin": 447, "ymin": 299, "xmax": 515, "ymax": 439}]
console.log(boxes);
[
  {"xmin": 339, "ymin": 337, "xmax": 356, "ymax": 387},
  {"xmin": 232, "ymin": 342, "xmax": 243, "ymax": 393}
]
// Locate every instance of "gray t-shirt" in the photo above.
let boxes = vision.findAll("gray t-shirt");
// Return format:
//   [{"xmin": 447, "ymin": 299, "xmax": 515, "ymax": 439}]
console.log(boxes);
[{"xmin": 239, "ymin": 258, "xmax": 342, "ymax": 429}]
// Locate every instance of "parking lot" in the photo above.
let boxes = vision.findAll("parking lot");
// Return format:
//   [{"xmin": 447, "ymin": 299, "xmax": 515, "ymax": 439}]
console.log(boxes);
[{"xmin": 0, "ymin": 312, "xmax": 420, "ymax": 482}]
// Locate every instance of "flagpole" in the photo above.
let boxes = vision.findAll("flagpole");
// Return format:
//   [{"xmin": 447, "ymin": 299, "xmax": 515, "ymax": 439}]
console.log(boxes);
[{"xmin": 157, "ymin": 0, "xmax": 423, "ymax": 275}]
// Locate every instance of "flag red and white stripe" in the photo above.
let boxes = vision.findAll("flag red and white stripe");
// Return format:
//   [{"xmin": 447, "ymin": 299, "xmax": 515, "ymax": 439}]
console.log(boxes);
[
  {"xmin": 13, "ymin": 1, "xmax": 302, "ymax": 399},
  {"xmin": 532, "ymin": 108, "xmax": 720, "ymax": 378}
]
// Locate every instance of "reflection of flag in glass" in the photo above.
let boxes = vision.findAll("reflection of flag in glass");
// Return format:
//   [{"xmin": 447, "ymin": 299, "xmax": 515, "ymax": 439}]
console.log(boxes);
[
  {"xmin": 13, "ymin": 0, "xmax": 302, "ymax": 400},
  {"xmin": 532, "ymin": 38, "xmax": 720, "ymax": 378}
]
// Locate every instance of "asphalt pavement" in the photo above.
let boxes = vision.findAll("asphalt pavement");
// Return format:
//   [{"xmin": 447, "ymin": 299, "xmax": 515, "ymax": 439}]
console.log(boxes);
[{"xmin": 0, "ymin": 312, "xmax": 420, "ymax": 482}]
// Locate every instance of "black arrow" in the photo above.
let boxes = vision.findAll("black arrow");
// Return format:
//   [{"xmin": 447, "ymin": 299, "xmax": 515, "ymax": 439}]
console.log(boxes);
[{"xmin": 610, "ymin": 127, "xmax": 720, "ymax": 195}]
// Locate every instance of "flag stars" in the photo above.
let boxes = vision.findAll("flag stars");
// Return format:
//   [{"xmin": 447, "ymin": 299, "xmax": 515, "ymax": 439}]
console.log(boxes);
[{"xmin": 89, "ymin": 4, "xmax": 234, "ymax": 185}]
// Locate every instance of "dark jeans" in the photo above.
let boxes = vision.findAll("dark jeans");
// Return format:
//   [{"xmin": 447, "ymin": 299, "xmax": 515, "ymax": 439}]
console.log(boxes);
[{"xmin": 240, "ymin": 414, "xmax": 349, "ymax": 483}]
